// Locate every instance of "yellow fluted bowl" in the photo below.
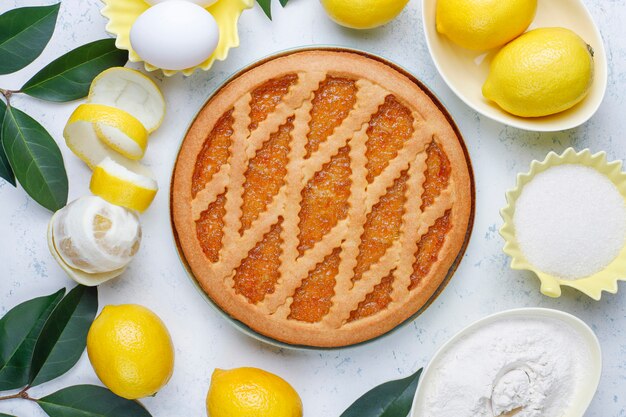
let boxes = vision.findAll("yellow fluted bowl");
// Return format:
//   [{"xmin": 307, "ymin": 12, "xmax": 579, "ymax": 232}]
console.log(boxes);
[
  {"xmin": 101, "ymin": 0, "xmax": 254, "ymax": 76},
  {"xmin": 500, "ymin": 148, "xmax": 626, "ymax": 300}
]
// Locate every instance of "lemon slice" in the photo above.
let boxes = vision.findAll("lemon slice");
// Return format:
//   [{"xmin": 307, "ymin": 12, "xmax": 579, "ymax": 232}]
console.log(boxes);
[
  {"xmin": 90, "ymin": 157, "xmax": 158, "ymax": 212},
  {"xmin": 88, "ymin": 67, "xmax": 166, "ymax": 132},
  {"xmin": 47, "ymin": 211, "xmax": 125, "ymax": 286},
  {"xmin": 64, "ymin": 105, "xmax": 154, "ymax": 177}
]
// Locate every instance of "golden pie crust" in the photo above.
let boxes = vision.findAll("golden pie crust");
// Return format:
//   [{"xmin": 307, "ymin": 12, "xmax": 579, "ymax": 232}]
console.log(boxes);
[{"xmin": 172, "ymin": 50, "xmax": 473, "ymax": 347}]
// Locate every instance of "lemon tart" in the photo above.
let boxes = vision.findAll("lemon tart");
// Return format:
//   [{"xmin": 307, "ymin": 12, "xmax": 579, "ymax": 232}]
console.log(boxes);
[{"xmin": 172, "ymin": 50, "xmax": 473, "ymax": 347}]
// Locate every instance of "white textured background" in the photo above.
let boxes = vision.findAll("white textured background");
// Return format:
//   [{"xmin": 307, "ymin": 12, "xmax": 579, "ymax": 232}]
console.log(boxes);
[{"xmin": 1, "ymin": 0, "xmax": 625, "ymax": 416}]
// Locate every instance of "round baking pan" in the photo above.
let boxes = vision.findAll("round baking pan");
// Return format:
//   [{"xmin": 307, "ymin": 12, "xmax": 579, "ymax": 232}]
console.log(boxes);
[{"xmin": 169, "ymin": 46, "xmax": 476, "ymax": 350}]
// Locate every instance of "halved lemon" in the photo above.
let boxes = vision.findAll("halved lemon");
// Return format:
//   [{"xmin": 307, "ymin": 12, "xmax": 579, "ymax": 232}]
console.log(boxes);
[
  {"xmin": 88, "ymin": 67, "xmax": 166, "ymax": 132},
  {"xmin": 64, "ymin": 105, "xmax": 153, "ymax": 177},
  {"xmin": 90, "ymin": 157, "xmax": 158, "ymax": 212}
]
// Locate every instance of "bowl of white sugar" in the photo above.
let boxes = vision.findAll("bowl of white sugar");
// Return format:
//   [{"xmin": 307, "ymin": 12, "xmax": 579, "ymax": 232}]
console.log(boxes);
[
  {"xmin": 411, "ymin": 308, "xmax": 602, "ymax": 417},
  {"xmin": 500, "ymin": 148, "xmax": 626, "ymax": 300}
]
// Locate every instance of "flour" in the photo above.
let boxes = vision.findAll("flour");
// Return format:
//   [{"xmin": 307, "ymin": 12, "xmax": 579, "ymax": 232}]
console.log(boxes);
[{"xmin": 415, "ymin": 317, "xmax": 592, "ymax": 417}]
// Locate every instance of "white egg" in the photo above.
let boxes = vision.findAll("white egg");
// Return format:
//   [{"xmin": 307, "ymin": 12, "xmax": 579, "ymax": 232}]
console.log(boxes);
[
  {"xmin": 130, "ymin": 1, "xmax": 220, "ymax": 71},
  {"xmin": 145, "ymin": 0, "xmax": 218, "ymax": 6}
]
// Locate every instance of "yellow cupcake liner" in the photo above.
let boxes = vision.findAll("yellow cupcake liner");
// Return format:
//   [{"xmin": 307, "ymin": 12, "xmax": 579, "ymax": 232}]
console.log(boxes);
[
  {"xmin": 100, "ymin": 0, "xmax": 254, "ymax": 76},
  {"xmin": 500, "ymin": 148, "xmax": 626, "ymax": 300}
]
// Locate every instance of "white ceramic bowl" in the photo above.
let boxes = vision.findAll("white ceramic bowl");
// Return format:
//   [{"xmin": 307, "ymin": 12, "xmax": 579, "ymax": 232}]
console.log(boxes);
[
  {"xmin": 411, "ymin": 308, "xmax": 602, "ymax": 417},
  {"xmin": 422, "ymin": 0, "xmax": 608, "ymax": 131}
]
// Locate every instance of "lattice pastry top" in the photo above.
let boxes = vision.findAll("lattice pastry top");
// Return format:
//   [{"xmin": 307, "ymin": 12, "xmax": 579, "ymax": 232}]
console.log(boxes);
[{"xmin": 172, "ymin": 50, "xmax": 473, "ymax": 347}]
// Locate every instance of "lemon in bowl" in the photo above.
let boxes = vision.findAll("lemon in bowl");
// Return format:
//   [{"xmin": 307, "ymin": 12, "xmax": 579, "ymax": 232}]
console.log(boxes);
[
  {"xmin": 207, "ymin": 367, "xmax": 302, "ymax": 417},
  {"xmin": 483, "ymin": 27, "xmax": 594, "ymax": 118},
  {"xmin": 436, "ymin": 0, "xmax": 537, "ymax": 51},
  {"xmin": 87, "ymin": 304, "xmax": 174, "ymax": 399}
]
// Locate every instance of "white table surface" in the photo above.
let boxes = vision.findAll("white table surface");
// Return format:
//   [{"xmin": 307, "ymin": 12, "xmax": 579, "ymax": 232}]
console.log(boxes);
[{"xmin": 1, "ymin": 1, "xmax": 625, "ymax": 416}]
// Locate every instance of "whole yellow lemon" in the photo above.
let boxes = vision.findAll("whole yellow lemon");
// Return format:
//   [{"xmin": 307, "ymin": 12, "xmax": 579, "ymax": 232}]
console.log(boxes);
[
  {"xmin": 206, "ymin": 367, "xmax": 302, "ymax": 417},
  {"xmin": 436, "ymin": 0, "xmax": 537, "ymax": 50},
  {"xmin": 87, "ymin": 304, "xmax": 174, "ymax": 400},
  {"xmin": 483, "ymin": 27, "xmax": 594, "ymax": 118},
  {"xmin": 320, "ymin": 0, "xmax": 409, "ymax": 30}
]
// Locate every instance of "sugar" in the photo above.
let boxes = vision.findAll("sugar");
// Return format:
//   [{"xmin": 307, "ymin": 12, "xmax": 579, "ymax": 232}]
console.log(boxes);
[{"xmin": 513, "ymin": 164, "xmax": 626, "ymax": 280}]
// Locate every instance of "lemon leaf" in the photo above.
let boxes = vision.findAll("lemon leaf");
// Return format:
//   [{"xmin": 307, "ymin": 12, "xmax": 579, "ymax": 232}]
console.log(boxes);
[
  {"xmin": 0, "ymin": 99, "xmax": 15, "ymax": 186},
  {"xmin": 37, "ymin": 385, "xmax": 152, "ymax": 417},
  {"xmin": 0, "ymin": 289, "xmax": 65, "ymax": 391},
  {"xmin": 1, "ymin": 105, "xmax": 68, "ymax": 212},
  {"xmin": 0, "ymin": 4, "xmax": 60, "ymax": 75},
  {"xmin": 257, "ymin": 0, "xmax": 289, "ymax": 19},
  {"xmin": 28, "ymin": 286, "xmax": 98, "ymax": 387},
  {"xmin": 340, "ymin": 368, "xmax": 422, "ymax": 417},
  {"xmin": 21, "ymin": 39, "xmax": 128, "ymax": 102},
  {"xmin": 256, "ymin": 0, "xmax": 273, "ymax": 19}
]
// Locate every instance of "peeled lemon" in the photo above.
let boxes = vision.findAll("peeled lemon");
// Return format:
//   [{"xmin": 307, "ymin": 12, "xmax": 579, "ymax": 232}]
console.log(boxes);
[
  {"xmin": 483, "ymin": 27, "xmax": 594, "ymax": 118},
  {"xmin": 47, "ymin": 196, "xmax": 142, "ymax": 286},
  {"xmin": 51, "ymin": 196, "xmax": 141, "ymax": 273},
  {"xmin": 320, "ymin": 0, "xmax": 409, "ymax": 30},
  {"xmin": 88, "ymin": 67, "xmax": 166, "ymax": 132},
  {"xmin": 436, "ymin": 0, "xmax": 537, "ymax": 51},
  {"xmin": 90, "ymin": 157, "xmax": 158, "ymax": 212},
  {"xmin": 207, "ymin": 367, "xmax": 303, "ymax": 417},
  {"xmin": 87, "ymin": 304, "xmax": 174, "ymax": 400}
]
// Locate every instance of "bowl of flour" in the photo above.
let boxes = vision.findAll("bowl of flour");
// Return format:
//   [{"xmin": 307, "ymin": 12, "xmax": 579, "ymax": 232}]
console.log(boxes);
[{"xmin": 411, "ymin": 308, "xmax": 601, "ymax": 417}]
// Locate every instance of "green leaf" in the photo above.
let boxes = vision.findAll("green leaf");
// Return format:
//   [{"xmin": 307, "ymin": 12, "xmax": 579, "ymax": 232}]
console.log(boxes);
[
  {"xmin": 0, "ymin": 413, "xmax": 18, "ymax": 417},
  {"xmin": 256, "ymin": 0, "xmax": 288, "ymax": 19},
  {"xmin": 0, "ymin": 99, "xmax": 15, "ymax": 186},
  {"xmin": 257, "ymin": 0, "xmax": 272, "ymax": 19},
  {"xmin": 0, "ymin": 289, "xmax": 65, "ymax": 391},
  {"xmin": 2, "ymin": 105, "xmax": 68, "ymax": 211},
  {"xmin": 340, "ymin": 369, "xmax": 423, "ymax": 417},
  {"xmin": 22, "ymin": 39, "xmax": 128, "ymax": 102},
  {"xmin": 37, "ymin": 385, "xmax": 152, "ymax": 417},
  {"xmin": 0, "ymin": 4, "xmax": 60, "ymax": 75},
  {"xmin": 28, "ymin": 286, "xmax": 98, "ymax": 387}
]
